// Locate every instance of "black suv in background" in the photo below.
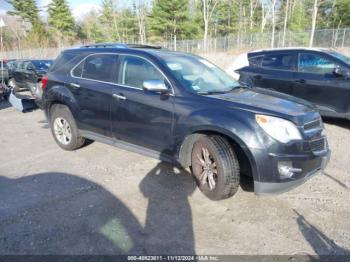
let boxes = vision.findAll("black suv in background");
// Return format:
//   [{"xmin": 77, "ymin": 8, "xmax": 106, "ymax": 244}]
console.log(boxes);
[
  {"xmin": 237, "ymin": 48, "xmax": 350, "ymax": 120},
  {"xmin": 9, "ymin": 59, "xmax": 53, "ymax": 99},
  {"xmin": 41, "ymin": 43, "xmax": 330, "ymax": 200}
]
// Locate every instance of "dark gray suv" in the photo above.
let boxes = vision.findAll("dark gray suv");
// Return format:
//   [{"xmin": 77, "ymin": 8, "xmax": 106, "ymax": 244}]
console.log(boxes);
[{"xmin": 41, "ymin": 43, "xmax": 330, "ymax": 200}]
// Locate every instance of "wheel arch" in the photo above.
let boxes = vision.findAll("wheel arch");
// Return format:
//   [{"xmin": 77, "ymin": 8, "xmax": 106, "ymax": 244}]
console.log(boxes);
[
  {"xmin": 44, "ymin": 85, "xmax": 79, "ymax": 122},
  {"xmin": 178, "ymin": 128, "xmax": 258, "ymax": 179}
]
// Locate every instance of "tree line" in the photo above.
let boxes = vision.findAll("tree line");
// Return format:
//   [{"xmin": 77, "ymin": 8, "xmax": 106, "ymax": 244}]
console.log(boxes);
[{"xmin": 2, "ymin": 0, "xmax": 350, "ymax": 51}]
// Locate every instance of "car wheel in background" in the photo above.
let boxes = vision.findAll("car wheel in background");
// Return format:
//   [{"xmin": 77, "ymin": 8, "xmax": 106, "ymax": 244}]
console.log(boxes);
[
  {"xmin": 191, "ymin": 135, "xmax": 240, "ymax": 200},
  {"xmin": 50, "ymin": 104, "xmax": 86, "ymax": 151}
]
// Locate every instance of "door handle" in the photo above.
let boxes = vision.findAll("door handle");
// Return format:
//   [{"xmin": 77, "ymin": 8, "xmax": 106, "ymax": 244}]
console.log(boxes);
[
  {"xmin": 112, "ymin": 93, "xmax": 127, "ymax": 100},
  {"xmin": 253, "ymin": 75, "xmax": 262, "ymax": 80},
  {"xmin": 295, "ymin": 79, "xmax": 306, "ymax": 84},
  {"xmin": 70, "ymin": 83, "xmax": 80, "ymax": 89}
]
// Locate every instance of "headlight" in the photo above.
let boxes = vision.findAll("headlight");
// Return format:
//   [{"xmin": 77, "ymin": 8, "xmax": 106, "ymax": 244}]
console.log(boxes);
[{"xmin": 256, "ymin": 114, "xmax": 302, "ymax": 143}]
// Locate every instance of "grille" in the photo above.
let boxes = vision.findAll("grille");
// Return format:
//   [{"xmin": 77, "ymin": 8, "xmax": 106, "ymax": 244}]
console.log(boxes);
[
  {"xmin": 310, "ymin": 138, "xmax": 326, "ymax": 152},
  {"xmin": 304, "ymin": 119, "xmax": 322, "ymax": 131}
]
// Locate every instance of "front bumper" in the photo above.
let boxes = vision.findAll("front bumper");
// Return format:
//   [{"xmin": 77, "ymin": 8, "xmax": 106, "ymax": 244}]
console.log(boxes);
[{"xmin": 252, "ymin": 149, "xmax": 331, "ymax": 196}]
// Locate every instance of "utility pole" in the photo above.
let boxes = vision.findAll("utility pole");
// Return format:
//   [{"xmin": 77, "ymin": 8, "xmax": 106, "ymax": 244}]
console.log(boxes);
[{"xmin": 0, "ymin": 18, "xmax": 6, "ymax": 87}]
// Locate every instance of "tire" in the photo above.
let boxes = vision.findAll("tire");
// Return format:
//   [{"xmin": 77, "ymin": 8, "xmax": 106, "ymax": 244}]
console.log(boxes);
[
  {"xmin": 191, "ymin": 135, "xmax": 240, "ymax": 200},
  {"xmin": 49, "ymin": 104, "xmax": 85, "ymax": 151}
]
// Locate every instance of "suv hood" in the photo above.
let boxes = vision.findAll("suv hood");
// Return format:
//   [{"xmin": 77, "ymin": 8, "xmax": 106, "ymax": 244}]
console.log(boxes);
[{"xmin": 210, "ymin": 87, "xmax": 319, "ymax": 125}]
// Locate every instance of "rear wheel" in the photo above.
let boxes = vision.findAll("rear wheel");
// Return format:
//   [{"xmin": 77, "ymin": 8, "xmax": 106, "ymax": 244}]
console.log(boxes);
[
  {"xmin": 191, "ymin": 136, "xmax": 240, "ymax": 200},
  {"xmin": 50, "ymin": 104, "xmax": 85, "ymax": 151}
]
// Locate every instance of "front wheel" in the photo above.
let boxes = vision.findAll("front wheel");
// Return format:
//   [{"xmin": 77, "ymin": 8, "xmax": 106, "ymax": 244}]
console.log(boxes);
[{"xmin": 191, "ymin": 136, "xmax": 240, "ymax": 200}]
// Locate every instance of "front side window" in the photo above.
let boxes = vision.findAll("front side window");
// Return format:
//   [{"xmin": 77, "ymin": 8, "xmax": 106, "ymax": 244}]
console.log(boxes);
[
  {"xmin": 162, "ymin": 55, "xmax": 239, "ymax": 94},
  {"xmin": 72, "ymin": 54, "xmax": 119, "ymax": 83},
  {"xmin": 298, "ymin": 53, "xmax": 338, "ymax": 74},
  {"xmin": 262, "ymin": 53, "xmax": 294, "ymax": 70},
  {"xmin": 119, "ymin": 56, "xmax": 165, "ymax": 89}
]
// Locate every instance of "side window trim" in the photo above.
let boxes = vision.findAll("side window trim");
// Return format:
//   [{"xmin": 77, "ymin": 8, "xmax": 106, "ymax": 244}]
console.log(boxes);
[
  {"xmin": 70, "ymin": 52, "xmax": 174, "ymax": 94},
  {"xmin": 71, "ymin": 53, "xmax": 119, "ymax": 84}
]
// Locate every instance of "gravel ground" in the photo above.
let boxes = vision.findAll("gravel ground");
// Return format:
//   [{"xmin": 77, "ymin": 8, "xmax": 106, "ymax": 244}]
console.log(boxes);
[{"xmin": 0, "ymin": 100, "xmax": 349, "ymax": 256}]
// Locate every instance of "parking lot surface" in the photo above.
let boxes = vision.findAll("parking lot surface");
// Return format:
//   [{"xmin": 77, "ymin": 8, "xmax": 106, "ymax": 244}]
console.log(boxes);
[{"xmin": 0, "ymin": 101, "xmax": 349, "ymax": 255}]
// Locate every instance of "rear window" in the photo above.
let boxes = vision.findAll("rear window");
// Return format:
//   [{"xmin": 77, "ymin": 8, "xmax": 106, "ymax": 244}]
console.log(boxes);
[
  {"xmin": 248, "ymin": 56, "xmax": 262, "ymax": 67},
  {"xmin": 262, "ymin": 53, "xmax": 294, "ymax": 70},
  {"xmin": 49, "ymin": 52, "xmax": 77, "ymax": 73}
]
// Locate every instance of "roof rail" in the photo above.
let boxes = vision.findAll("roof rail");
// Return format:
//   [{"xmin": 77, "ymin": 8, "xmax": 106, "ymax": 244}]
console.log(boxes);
[
  {"xmin": 81, "ymin": 43, "xmax": 129, "ymax": 49},
  {"xmin": 80, "ymin": 43, "xmax": 162, "ymax": 49},
  {"xmin": 127, "ymin": 44, "xmax": 162, "ymax": 49}
]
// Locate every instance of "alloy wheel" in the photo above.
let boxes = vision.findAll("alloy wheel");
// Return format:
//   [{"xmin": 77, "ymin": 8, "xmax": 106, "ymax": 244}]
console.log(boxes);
[
  {"xmin": 194, "ymin": 147, "xmax": 218, "ymax": 191},
  {"xmin": 53, "ymin": 117, "xmax": 72, "ymax": 145}
]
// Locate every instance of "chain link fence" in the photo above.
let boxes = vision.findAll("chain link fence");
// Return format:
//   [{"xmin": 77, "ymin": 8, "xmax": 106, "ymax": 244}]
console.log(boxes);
[
  {"xmin": 160, "ymin": 28, "xmax": 350, "ymax": 54},
  {"xmin": 3, "ymin": 28, "xmax": 350, "ymax": 60}
]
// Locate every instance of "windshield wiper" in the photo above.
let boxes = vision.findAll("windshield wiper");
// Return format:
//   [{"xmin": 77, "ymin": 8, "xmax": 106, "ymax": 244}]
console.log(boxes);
[{"xmin": 197, "ymin": 86, "xmax": 239, "ymax": 95}]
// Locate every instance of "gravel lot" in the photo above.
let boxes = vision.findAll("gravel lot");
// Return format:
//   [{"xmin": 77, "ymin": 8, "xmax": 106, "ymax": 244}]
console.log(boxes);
[{"xmin": 0, "ymin": 100, "xmax": 349, "ymax": 255}]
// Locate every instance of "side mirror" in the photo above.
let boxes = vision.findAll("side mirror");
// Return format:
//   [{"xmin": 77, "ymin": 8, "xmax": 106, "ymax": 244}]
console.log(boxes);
[
  {"xmin": 142, "ymin": 79, "xmax": 169, "ymax": 93},
  {"xmin": 333, "ymin": 66, "xmax": 349, "ymax": 78},
  {"xmin": 27, "ymin": 65, "xmax": 34, "ymax": 71}
]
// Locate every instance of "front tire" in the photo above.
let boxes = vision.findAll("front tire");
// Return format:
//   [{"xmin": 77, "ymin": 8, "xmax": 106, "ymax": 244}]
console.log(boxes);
[
  {"xmin": 191, "ymin": 135, "xmax": 240, "ymax": 200},
  {"xmin": 50, "ymin": 104, "xmax": 85, "ymax": 151}
]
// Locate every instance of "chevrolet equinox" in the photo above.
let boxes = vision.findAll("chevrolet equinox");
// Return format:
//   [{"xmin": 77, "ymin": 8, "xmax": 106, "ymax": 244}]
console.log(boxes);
[{"xmin": 41, "ymin": 43, "xmax": 330, "ymax": 200}]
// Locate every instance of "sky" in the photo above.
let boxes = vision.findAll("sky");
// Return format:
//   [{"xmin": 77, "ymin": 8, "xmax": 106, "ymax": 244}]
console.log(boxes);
[{"xmin": 0, "ymin": 0, "xmax": 108, "ymax": 21}]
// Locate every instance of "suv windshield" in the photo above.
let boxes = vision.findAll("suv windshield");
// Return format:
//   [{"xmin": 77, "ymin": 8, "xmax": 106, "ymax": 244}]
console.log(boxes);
[
  {"xmin": 162, "ymin": 55, "xmax": 239, "ymax": 94},
  {"xmin": 32, "ymin": 60, "xmax": 52, "ymax": 70}
]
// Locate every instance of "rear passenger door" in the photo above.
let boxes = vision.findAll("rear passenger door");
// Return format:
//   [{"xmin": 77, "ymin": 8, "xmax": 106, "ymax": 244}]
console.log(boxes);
[
  {"xmin": 70, "ymin": 53, "xmax": 120, "ymax": 136},
  {"xmin": 294, "ymin": 52, "xmax": 350, "ymax": 115},
  {"xmin": 111, "ymin": 54, "xmax": 174, "ymax": 153},
  {"xmin": 255, "ymin": 52, "xmax": 297, "ymax": 95}
]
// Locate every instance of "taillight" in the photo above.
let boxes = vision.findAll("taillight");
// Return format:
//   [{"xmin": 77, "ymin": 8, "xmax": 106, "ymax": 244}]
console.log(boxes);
[{"xmin": 41, "ymin": 75, "xmax": 48, "ymax": 91}]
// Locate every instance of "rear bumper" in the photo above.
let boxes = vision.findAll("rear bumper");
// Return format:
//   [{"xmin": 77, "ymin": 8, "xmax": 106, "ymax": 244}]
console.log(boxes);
[{"xmin": 253, "ymin": 149, "xmax": 331, "ymax": 195}]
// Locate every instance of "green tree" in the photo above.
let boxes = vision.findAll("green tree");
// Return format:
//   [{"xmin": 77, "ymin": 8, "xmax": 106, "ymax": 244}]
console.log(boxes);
[
  {"xmin": 48, "ymin": 0, "xmax": 76, "ymax": 45},
  {"xmin": 332, "ymin": 0, "xmax": 350, "ymax": 27},
  {"xmin": 7, "ymin": 0, "xmax": 49, "ymax": 48},
  {"xmin": 6, "ymin": 0, "xmax": 41, "ymax": 25},
  {"xmin": 99, "ymin": 0, "xmax": 119, "ymax": 41},
  {"xmin": 288, "ymin": 0, "xmax": 310, "ymax": 32},
  {"xmin": 79, "ymin": 10, "xmax": 105, "ymax": 43},
  {"xmin": 149, "ymin": 0, "xmax": 195, "ymax": 42}
]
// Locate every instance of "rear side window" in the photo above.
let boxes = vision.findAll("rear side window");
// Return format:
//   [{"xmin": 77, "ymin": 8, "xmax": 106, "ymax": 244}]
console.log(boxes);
[
  {"xmin": 298, "ymin": 53, "xmax": 338, "ymax": 74},
  {"xmin": 72, "ymin": 54, "xmax": 119, "ymax": 83},
  {"xmin": 262, "ymin": 53, "xmax": 294, "ymax": 70},
  {"xmin": 119, "ymin": 56, "xmax": 165, "ymax": 89}
]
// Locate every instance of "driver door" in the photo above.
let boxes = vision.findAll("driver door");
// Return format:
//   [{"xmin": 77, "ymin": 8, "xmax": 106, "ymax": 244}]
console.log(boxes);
[
  {"xmin": 293, "ymin": 52, "xmax": 350, "ymax": 115},
  {"xmin": 111, "ymin": 55, "xmax": 174, "ymax": 153}
]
